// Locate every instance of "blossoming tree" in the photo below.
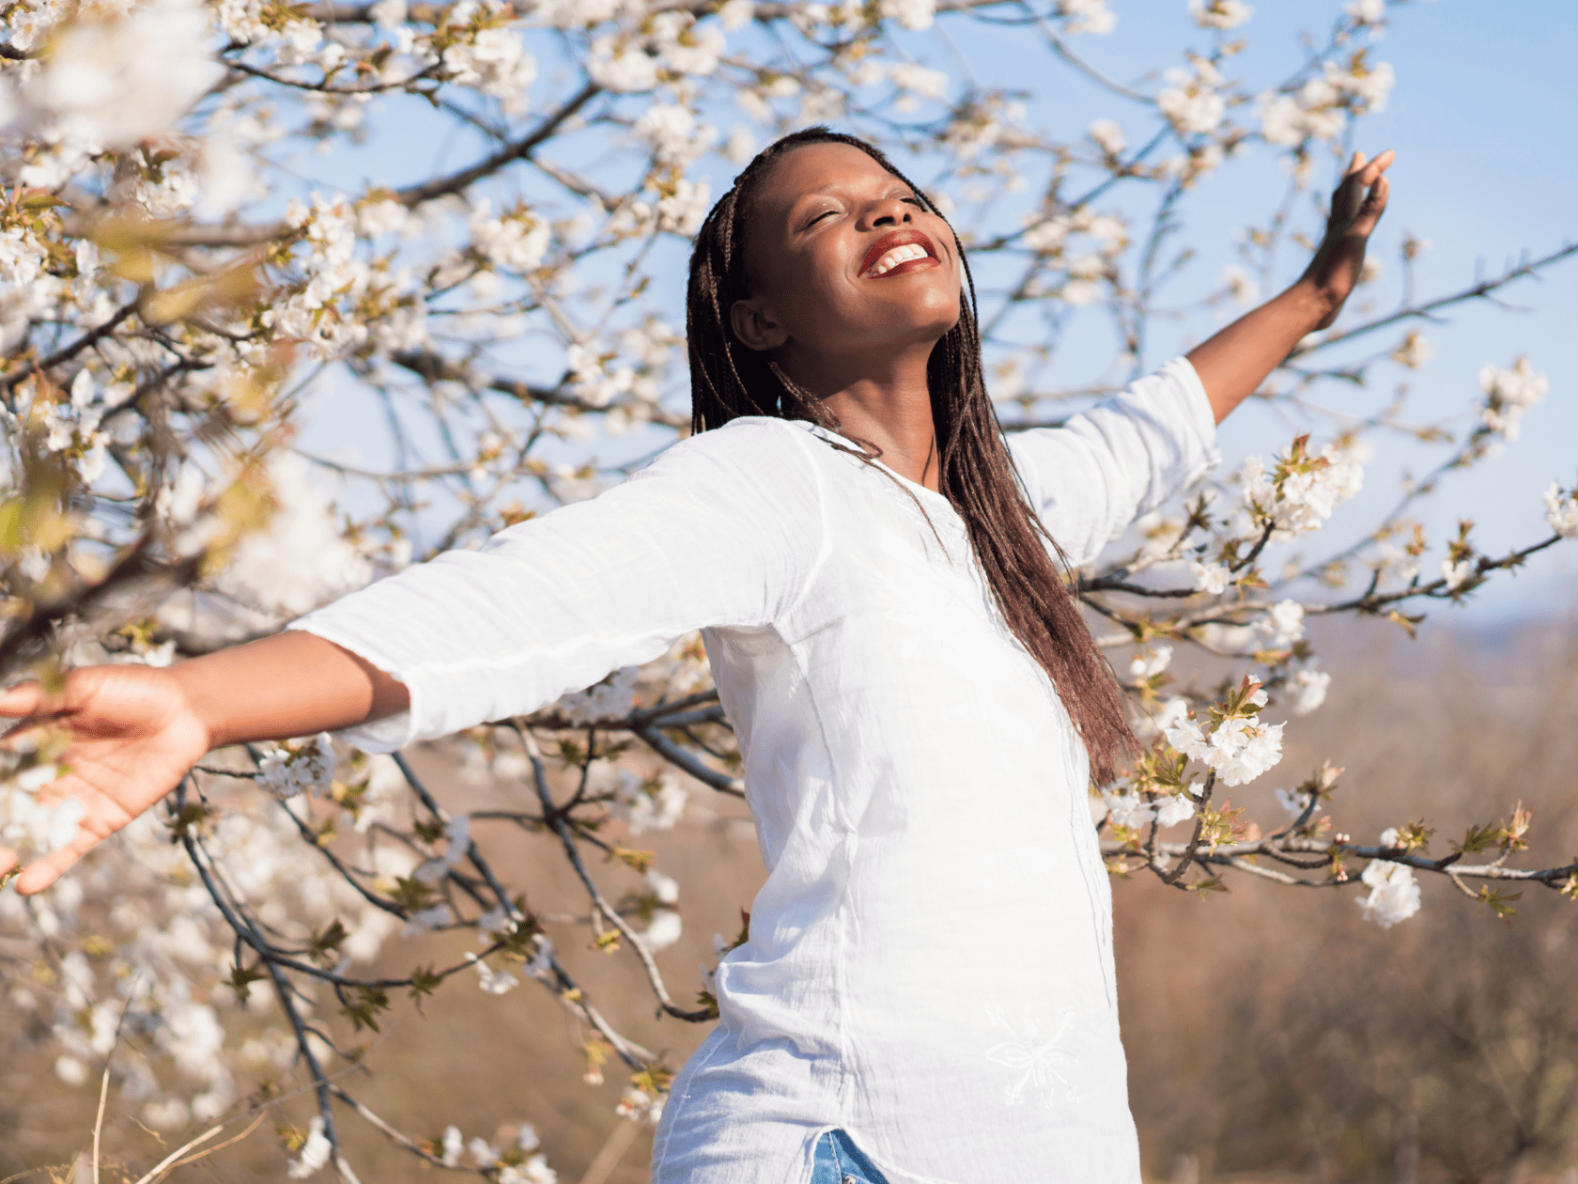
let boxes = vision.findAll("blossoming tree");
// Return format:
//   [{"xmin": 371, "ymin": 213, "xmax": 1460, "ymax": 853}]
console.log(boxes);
[{"xmin": 0, "ymin": 0, "xmax": 1574, "ymax": 1176}]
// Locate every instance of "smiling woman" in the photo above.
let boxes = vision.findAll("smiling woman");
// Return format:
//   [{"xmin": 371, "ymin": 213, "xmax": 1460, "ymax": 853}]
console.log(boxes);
[{"xmin": 0, "ymin": 127, "xmax": 1392, "ymax": 1184}]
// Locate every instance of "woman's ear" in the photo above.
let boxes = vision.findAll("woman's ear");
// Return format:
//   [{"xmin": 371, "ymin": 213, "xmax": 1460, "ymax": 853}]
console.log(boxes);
[{"xmin": 730, "ymin": 297, "xmax": 788, "ymax": 352}]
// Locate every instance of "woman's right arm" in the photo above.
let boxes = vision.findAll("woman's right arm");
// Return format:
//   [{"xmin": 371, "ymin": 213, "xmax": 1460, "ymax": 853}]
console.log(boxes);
[
  {"xmin": 1, "ymin": 416, "xmax": 825, "ymax": 896},
  {"xmin": 0, "ymin": 631, "xmax": 409, "ymax": 895}
]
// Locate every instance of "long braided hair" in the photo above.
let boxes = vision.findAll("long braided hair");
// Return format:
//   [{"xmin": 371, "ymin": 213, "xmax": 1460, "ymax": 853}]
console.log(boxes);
[{"xmin": 686, "ymin": 127, "xmax": 1134, "ymax": 783}]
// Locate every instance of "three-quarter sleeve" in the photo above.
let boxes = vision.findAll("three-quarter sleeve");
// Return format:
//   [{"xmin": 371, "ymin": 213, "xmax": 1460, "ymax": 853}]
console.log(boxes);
[
  {"xmin": 1005, "ymin": 356, "xmax": 1219, "ymax": 569},
  {"xmin": 287, "ymin": 417, "xmax": 828, "ymax": 751}
]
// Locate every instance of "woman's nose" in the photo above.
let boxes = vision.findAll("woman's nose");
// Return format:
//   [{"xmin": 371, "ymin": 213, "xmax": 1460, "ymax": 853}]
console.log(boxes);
[{"xmin": 861, "ymin": 198, "xmax": 913, "ymax": 230}]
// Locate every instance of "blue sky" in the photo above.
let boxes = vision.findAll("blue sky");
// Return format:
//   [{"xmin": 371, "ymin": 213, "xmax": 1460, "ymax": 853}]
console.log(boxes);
[{"xmin": 294, "ymin": 0, "xmax": 1576, "ymax": 622}]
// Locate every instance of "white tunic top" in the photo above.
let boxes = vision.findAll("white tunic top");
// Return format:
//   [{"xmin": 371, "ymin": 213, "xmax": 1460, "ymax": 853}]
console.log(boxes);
[{"xmin": 292, "ymin": 358, "xmax": 1218, "ymax": 1184}]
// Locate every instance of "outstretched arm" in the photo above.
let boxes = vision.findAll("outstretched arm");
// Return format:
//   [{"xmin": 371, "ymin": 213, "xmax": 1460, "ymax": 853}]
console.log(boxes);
[
  {"xmin": 1188, "ymin": 149, "xmax": 1395, "ymax": 425},
  {"xmin": 0, "ymin": 632, "xmax": 408, "ymax": 895}
]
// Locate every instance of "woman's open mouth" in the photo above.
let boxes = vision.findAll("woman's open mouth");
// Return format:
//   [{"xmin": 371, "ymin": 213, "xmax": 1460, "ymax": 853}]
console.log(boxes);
[{"xmin": 860, "ymin": 230, "xmax": 940, "ymax": 279}]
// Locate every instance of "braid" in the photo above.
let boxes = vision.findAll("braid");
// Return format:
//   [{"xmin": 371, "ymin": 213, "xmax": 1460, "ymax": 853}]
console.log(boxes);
[{"xmin": 684, "ymin": 127, "xmax": 1135, "ymax": 783}]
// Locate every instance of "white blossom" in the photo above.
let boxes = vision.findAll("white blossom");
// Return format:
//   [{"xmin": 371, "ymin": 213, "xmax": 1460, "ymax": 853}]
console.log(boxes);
[
  {"xmin": 256, "ymin": 734, "xmax": 337, "ymax": 800},
  {"xmin": 587, "ymin": 36, "xmax": 659, "ymax": 92},
  {"xmin": 1222, "ymin": 265, "xmax": 1260, "ymax": 306},
  {"xmin": 641, "ymin": 908, "xmax": 683, "ymax": 951},
  {"xmin": 442, "ymin": 1126, "xmax": 465, "ymax": 1167},
  {"xmin": 889, "ymin": 63, "xmax": 949, "ymax": 100},
  {"xmin": 719, "ymin": 0, "xmax": 754, "ymax": 31},
  {"xmin": 15, "ymin": 0, "xmax": 223, "ymax": 147},
  {"xmin": 288, "ymin": 1116, "xmax": 333, "ymax": 1178},
  {"xmin": 1166, "ymin": 701, "xmax": 1285, "ymax": 787},
  {"xmin": 1291, "ymin": 669, "xmax": 1330, "ymax": 715},
  {"xmin": 554, "ymin": 666, "xmax": 639, "ymax": 723},
  {"xmin": 1157, "ymin": 56, "xmax": 1225, "ymax": 136},
  {"xmin": 616, "ymin": 1085, "xmax": 666, "ymax": 1123},
  {"xmin": 470, "ymin": 200, "xmax": 552, "ymax": 272},
  {"xmin": 467, "ymin": 952, "xmax": 519, "ymax": 994},
  {"xmin": 1129, "ymin": 645, "xmax": 1173, "ymax": 680},
  {"xmin": 1237, "ymin": 439, "xmax": 1364, "ymax": 540},
  {"xmin": 1344, "ymin": 0, "xmax": 1386, "ymax": 25},
  {"xmin": 1441, "ymin": 558, "xmax": 1472, "ymax": 591},
  {"xmin": 1190, "ymin": 0, "xmax": 1253, "ymax": 30},
  {"xmin": 881, "ymin": 0, "xmax": 935, "ymax": 28},
  {"xmin": 1155, "ymin": 793, "xmax": 1196, "ymax": 828},
  {"xmin": 603, "ymin": 768, "xmax": 688, "ymax": 834},
  {"xmin": 1190, "ymin": 560, "xmax": 1232, "ymax": 595},
  {"xmin": 1259, "ymin": 599, "xmax": 1305, "ymax": 647},
  {"xmin": 646, "ymin": 869, "xmax": 680, "ymax": 904},
  {"xmin": 1058, "ymin": 0, "xmax": 1115, "ymax": 36},
  {"xmin": 1478, "ymin": 357, "xmax": 1548, "ymax": 441},
  {"xmin": 1100, "ymin": 790, "xmax": 1153, "ymax": 829},
  {"xmin": 1087, "ymin": 118, "xmax": 1126, "ymax": 156},
  {"xmin": 1543, "ymin": 482, "xmax": 1578, "ymax": 539},
  {"xmin": 1357, "ymin": 830, "xmax": 1421, "ymax": 928},
  {"xmin": 219, "ymin": 454, "xmax": 372, "ymax": 617},
  {"xmin": 1390, "ymin": 329, "xmax": 1433, "ymax": 370}
]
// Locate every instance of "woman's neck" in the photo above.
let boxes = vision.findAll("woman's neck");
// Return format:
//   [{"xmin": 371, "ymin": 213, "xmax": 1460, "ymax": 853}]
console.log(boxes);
[{"xmin": 777, "ymin": 344, "xmax": 941, "ymax": 491}]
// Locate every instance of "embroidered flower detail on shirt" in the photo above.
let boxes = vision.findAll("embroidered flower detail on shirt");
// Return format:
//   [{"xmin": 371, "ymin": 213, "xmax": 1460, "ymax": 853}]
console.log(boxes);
[{"xmin": 983, "ymin": 1007, "xmax": 1081, "ymax": 1108}]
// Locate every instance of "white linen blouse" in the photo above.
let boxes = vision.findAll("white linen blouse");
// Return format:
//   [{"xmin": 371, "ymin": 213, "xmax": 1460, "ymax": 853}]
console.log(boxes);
[{"xmin": 292, "ymin": 357, "xmax": 1219, "ymax": 1184}]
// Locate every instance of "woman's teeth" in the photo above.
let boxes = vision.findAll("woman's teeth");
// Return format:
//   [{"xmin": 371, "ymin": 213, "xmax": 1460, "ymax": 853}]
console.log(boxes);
[{"xmin": 865, "ymin": 243, "xmax": 930, "ymax": 276}]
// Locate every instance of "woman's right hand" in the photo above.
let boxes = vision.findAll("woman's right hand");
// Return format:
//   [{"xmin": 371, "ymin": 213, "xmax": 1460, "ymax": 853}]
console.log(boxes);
[
  {"xmin": 0, "ymin": 664, "xmax": 213, "ymax": 895},
  {"xmin": 0, "ymin": 630, "xmax": 411, "ymax": 895}
]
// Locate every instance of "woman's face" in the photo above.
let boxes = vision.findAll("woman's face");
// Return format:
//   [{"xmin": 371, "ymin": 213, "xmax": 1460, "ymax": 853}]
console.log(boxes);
[{"xmin": 730, "ymin": 142, "xmax": 962, "ymax": 369}]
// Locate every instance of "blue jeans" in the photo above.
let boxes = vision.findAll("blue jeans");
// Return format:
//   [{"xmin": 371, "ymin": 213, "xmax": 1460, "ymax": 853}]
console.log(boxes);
[{"xmin": 810, "ymin": 1129, "xmax": 892, "ymax": 1184}]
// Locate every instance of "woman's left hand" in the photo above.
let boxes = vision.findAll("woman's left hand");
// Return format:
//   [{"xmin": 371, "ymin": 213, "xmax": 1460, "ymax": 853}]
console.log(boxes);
[{"xmin": 1302, "ymin": 149, "xmax": 1395, "ymax": 330}]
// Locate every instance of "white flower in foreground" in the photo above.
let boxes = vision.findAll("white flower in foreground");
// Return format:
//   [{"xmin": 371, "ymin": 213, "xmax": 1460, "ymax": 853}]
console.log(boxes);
[
  {"xmin": 1544, "ymin": 482, "xmax": 1578, "ymax": 539},
  {"xmin": 1165, "ymin": 683, "xmax": 1284, "ymax": 786},
  {"xmin": 19, "ymin": 0, "xmax": 223, "ymax": 147},
  {"xmin": 1291, "ymin": 669, "xmax": 1330, "ymax": 715},
  {"xmin": 719, "ymin": 0, "xmax": 754, "ymax": 30},
  {"xmin": 1357, "ymin": 833, "xmax": 1421, "ymax": 929},
  {"xmin": 219, "ymin": 454, "xmax": 372, "ymax": 617},
  {"xmin": 1190, "ymin": 0, "xmax": 1253, "ymax": 29},
  {"xmin": 1344, "ymin": 0, "xmax": 1385, "ymax": 24},
  {"xmin": 1190, "ymin": 560, "xmax": 1232, "ymax": 595},
  {"xmin": 1100, "ymin": 790, "xmax": 1153, "ymax": 829},
  {"xmin": 288, "ymin": 1116, "xmax": 332, "ymax": 1178},
  {"xmin": 441, "ymin": 1126, "xmax": 465, "ymax": 1167},
  {"xmin": 1155, "ymin": 793, "xmax": 1196, "ymax": 828},
  {"xmin": 1238, "ymin": 438, "xmax": 1364, "ymax": 539}
]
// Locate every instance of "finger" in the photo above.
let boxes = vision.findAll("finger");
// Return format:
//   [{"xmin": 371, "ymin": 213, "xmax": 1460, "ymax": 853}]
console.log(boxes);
[
  {"xmin": 14, "ymin": 829, "xmax": 100, "ymax": 895},
  {"xmin": 1352, "ymin": 176, "xmax": 1390, "ymax": 235},
  {"xmin": 1347, "ymin": 150, "xmax": 1368, "ymax": 176},
  {"xmin": 0, "ymin": 681, "xmax": 44, "ymax": 720}
]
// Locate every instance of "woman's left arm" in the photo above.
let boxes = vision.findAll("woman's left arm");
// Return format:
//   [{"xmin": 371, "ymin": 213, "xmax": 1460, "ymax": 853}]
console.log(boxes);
[{"xmin": 1187, "ymin": 149, "xmax": 1395, "ymax": 425}]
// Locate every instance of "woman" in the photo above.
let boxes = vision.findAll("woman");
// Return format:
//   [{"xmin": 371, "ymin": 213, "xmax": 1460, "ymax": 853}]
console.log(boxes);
[{"xmin": 0, "ymin": 129, "xmax": 1391, "ymax": 1183}]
